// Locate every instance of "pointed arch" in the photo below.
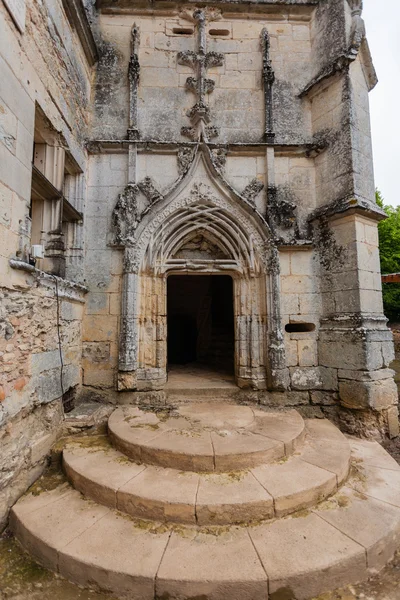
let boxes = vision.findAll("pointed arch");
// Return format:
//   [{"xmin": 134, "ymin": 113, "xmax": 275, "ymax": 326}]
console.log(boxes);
[{"xmin": 118, "ymin": 148, "xmax": 287, "ymax": 393}]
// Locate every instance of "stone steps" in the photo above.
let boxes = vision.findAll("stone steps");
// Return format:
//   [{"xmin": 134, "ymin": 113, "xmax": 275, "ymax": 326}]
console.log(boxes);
[
  {"xmin": 11, "ymin": 438, "xmax": 400, "ymax": 600},
  {"xmin": 63, "ymin": 418, "xmax": 350, "ymax": 525},
  {"xmin": 10, "ymin": 403, "xmax": 400, "ymax": 599},
  {"xmin": 108, "ymin": 404, "xmax": 306, "ymax": 472}
]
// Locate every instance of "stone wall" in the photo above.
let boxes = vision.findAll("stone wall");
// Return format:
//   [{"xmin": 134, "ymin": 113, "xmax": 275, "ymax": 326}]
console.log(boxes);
[
  {"xmin": 0, "ymin": 269, "xmax": 86, "ymax": 528},
  {"xmin": 0, "ymin": 0, "xmax": 95, "ymax": 528}
]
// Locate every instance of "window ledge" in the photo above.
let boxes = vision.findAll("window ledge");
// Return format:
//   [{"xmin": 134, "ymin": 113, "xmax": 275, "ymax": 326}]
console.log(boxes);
[{"xmin": 9, "ymin": 259, "xmax": 88, "ymax": 303}]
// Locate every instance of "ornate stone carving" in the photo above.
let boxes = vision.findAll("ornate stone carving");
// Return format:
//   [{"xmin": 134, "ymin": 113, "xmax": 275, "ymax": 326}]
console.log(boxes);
[
  {"xmin": 178, "ymin": 9, "xmax": 225, "ymax": 141},
  {"xmin": 138, "ymin": 177, "xmax": 163, "ymax": 205},
  {"xmin": 347, "ymin": 4, "xmax": 365, "ymax": 59},
  {"xmin": 128, "ymin": 23, "xmax": 140, "ymax": 140},
  {"xmin": 177, "ymin": 147, "xmax": 196, "ymax": 175},
  {"xmin": 242, "ymin": 178, "xmax": 264, "ymax": 204},
  {"xmin": 210, "ymin": 148, "xmax": 227, "ymax": 172},
  {"xmin": 112, "ymin": 183, "xmax": 141, "ymax": 246},
  {"xmin": 261, "ymin": 28, "xmax": 275, "ymax": 143},
  {"xmin": 267, "ymin": 185, "xmax": 297, "ymax": 229},
  {"xmin": 136, "ymin": 182, "xmax": 272, "ymax": 275},
  {"xmin": 112, "ymin": 178, "xmax": 163, "ymax": 246},
  {"xmin": 123, "ymin": 245, "xmax": 140, "ymax": 274}
]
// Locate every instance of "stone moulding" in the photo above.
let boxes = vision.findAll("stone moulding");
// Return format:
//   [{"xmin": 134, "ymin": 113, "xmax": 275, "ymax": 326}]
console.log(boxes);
[{"xmin": 308, "ymin": 195, "xmax": 386, "ymax": 224}]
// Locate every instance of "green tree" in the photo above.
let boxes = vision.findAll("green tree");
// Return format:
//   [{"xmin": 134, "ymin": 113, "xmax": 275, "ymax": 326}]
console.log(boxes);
[{"xmin": 377, "ymin": 190, "xmax": 400, "ymax": 321}]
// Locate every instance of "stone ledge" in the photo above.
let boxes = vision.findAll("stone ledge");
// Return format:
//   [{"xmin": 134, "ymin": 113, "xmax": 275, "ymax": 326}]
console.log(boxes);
[{"xmin": 9, "ymin": 259, "xmax": 88, "ymax": 303}]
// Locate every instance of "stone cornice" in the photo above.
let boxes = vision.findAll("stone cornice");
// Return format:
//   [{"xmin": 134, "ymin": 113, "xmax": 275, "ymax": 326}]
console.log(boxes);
[
  {"xmin": 86, "ymin": 139, "xmax": 326, "ymax": 158},
  {"xmin": 62, "ymin": 0, "xmax": 98, "ymax": 66},
  {"xmin": 308, "ymin": 197, "xmax": 387, "ymax": 224}
]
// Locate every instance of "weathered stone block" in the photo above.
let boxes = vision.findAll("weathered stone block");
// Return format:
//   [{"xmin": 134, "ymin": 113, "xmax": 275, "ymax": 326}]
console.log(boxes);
[
  {"xmin": 30, "ymin": 431, "xmax": 58, "ymax": 464},
  {"xmin": 386, "ymin": 406, "xmax": 400, "ymax": 439},
  {"xmin": 310, "ymin": 391, "xmax": 339, "ymax": 406},
  {"xmin": 319, "ymin": 367, "xmax": 338, "ymax": 391},
  {"xmin": 83, "ymin": 315, "xmax": 118, "ymax": 342},
  {"xmin": 339, "ymin": 378, "xmax": 398, "ymax": 411},
  {"xmin": 298, "ymin": 339, "xmax": 317, "ymax": 367},
  {"xmin": 290, "ymin": 367, "xmax": 322, "ymax": 390}
]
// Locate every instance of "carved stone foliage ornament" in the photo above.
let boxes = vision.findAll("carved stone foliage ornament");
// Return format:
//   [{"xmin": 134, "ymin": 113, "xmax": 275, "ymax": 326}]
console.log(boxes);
[
  {"xmin": 261, "ymin": 28, "xmax": 275, "ymax": 142},
  {"xmin": 177, "ymin": 146, "xmax": 196, "ymax": 175},
  {"xmin": 112, "ymin": 178, "xmax": 163, "ymax": 246},
  {"xmin": 178, "ymin": 9, "xmax": 224, "ymax": 141},
  {"xmin": 210, "ymin": 148, "xmax": 227, "ymax": 173},
  {"xmin": 242, "ymin": 179, "xmax": 264, "ymax": 204},
  {"xmin": 112, "ymin": 183, "xmax": 140, "ymax": 247}
]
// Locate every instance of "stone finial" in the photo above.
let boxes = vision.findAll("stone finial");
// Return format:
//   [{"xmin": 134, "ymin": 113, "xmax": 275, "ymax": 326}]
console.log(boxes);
[
  {"xmin": 128, "ymin": 23, "xmax": 140, "ymax": 139},
  {"xmin": 261, "ymin": 28, "xmax": 275, "ymax": 143}
]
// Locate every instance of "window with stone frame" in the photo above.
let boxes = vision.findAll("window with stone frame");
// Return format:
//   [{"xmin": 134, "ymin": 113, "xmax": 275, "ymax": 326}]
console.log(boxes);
[{"xmin": 28, "ymin": 105, "xmax": 83, "ymax": 278}]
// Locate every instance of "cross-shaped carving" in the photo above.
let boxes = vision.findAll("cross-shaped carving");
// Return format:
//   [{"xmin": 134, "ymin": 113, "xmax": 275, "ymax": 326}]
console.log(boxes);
[{"xmin": 177, "ymin": 9, "xmax": 224, "ymax": 141}]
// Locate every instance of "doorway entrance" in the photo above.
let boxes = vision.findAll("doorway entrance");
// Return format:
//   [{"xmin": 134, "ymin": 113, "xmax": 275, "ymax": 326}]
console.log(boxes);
[{"xmin": 167, "ymin": 275, "xmax": 235, "ymax": 376}]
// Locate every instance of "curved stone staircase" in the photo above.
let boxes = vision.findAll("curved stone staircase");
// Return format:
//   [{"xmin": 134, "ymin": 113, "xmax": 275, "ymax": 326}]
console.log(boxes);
[{"xmin": 10, "ymin": 402, "xmax": 400, "ymax": 600}]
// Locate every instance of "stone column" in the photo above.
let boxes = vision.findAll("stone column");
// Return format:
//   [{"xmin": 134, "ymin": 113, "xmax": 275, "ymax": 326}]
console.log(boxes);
[
  {"xmin": 266, "ymin": 246, "xmax": 289, "ymax": 390},
  {"xmin": 117, "ymin": 247, "xmax": 139, "ymax": 391}
]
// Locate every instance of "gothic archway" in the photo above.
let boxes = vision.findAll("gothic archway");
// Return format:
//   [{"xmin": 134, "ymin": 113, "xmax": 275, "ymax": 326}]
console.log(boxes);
[{"xmin": 117, "ymin": 172, "xmax": 286, "ymax": 392}]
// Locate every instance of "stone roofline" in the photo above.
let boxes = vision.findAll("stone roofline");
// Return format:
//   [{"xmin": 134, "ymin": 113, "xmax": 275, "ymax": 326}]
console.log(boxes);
[{"xmin": 62, "ymin": 0, "xmax": 98, "ymax": 65}]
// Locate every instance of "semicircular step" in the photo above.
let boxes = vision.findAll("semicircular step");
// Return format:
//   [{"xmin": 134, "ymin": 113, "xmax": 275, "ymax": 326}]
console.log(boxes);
[
  {"xmin": 11, "ymin": 438, "xmax": 400, "ymax": 600},
  {"xmin": 107, "ymin": 404, "xmax": 306, "ymax": 472},
  {"xmin": 63, "ymin": 418, "xmax": 351, "ymax": 525}
]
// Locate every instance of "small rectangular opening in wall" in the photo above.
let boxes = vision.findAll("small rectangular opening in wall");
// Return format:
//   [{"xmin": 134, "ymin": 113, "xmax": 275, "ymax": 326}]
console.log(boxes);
[
  {"xmin": 285, "ymin": 322, "xmax": 315, "ymax": 333},
  {"xmin": 173, "ymin": 27, "xmax": 194, "ymax": 35},
  {"xmin": 209, "ymin": 29, "xmax": 230, "ymax": 37},
  {"xmin": 62, "ymin": 386, "xmax": 77, "ymax": 413}
]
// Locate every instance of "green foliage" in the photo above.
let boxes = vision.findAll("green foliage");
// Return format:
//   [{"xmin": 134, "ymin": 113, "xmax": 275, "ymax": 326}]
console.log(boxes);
[{"xmin": 377, "ymin": 189, "xmax": 400, "ymax": 320}]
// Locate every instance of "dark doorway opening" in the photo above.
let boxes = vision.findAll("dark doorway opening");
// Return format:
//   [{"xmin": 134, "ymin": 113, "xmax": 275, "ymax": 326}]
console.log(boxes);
[{"xmin": 167, "ymin": 275, "xmax": 234, "ymax": 374}]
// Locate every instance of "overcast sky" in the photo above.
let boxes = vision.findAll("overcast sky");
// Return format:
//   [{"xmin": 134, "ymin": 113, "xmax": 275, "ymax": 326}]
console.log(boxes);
[{"xmin": 363, "ymin": 0, "xmax": 400, "ymax": 206}]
